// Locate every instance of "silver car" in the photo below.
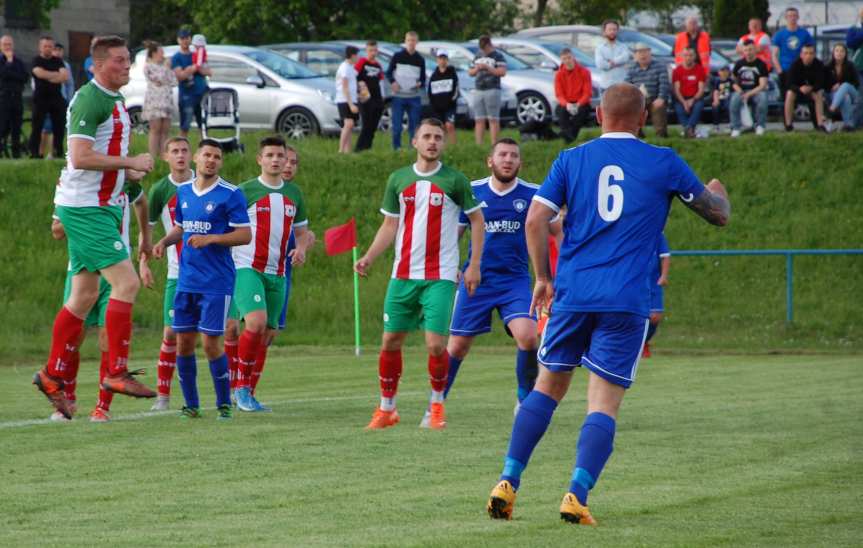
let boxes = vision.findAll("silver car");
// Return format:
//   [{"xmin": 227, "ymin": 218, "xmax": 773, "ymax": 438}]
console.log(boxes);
[{"xmin": 122, "ymin": 45, "xmax": 341, "ymax": 138}]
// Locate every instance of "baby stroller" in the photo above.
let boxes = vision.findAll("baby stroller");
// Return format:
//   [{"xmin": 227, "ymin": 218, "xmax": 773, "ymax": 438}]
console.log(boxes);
[{"xmin": 201, "ymin": 87, "xmax": 244, "ymax": 153}]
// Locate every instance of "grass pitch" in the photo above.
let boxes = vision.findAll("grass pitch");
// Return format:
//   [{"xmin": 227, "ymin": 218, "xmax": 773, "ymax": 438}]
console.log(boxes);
[{"xmin": 1, "ymin": 346, "xmax": 860, "ymax": 546}]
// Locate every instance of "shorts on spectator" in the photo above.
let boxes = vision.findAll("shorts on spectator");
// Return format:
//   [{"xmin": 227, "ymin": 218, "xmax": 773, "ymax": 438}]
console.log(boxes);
[
  {"xmin": 472, "ymin": 89, "xmax": 501, "ymax": 120},
  {"xmin": 338, "ymin": 103, "xmax": 359, "ymax": 122},
  {"xmin": 432, "ymin": 106, "xmax": 457, "ymax": 124}
]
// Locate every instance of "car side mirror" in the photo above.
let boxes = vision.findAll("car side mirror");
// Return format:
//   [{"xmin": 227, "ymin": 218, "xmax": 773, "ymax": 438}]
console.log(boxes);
[{"xmin": 246, "ymin": 74, "xmax": 265, "ymax": 88}]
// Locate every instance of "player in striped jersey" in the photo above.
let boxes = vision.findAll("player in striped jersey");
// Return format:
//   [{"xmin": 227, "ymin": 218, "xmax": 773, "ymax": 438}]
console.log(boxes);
[
  {"xmin": 146, "ymin": 137, "xmax": 196, "ymax": 411},
  {"xmin": 355, "ymin": 118, "xmax": 485, "ymax": 430}
]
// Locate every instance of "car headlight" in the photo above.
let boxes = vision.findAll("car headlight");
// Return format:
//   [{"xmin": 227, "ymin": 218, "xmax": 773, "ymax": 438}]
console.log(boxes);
[{"xmin": 316, "ymin": 89, "xmax": 335, "ymax": 104}]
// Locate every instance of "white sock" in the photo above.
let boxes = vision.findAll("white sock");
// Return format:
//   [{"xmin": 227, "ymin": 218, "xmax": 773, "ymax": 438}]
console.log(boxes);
[
  {"xmin": 380, "ymin": 396, "xmax": 396, "ymax": 411},
  {"xmin": 429, "ymin": 390, "xmax": 445, "ymax": 404}
]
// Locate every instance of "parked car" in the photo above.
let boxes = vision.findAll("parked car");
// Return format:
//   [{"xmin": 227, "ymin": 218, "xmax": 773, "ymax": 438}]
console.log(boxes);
[
  {"xmin": 122, "ymin": 45, "xmax": 341, "ymax": 139},
  {"xmin": 264, "ymin": 42, "xmax": 348, "ymax": 77}
]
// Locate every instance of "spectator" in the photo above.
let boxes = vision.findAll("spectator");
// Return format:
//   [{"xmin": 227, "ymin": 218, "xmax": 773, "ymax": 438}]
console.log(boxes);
[
  {"xmin": 730, "ymin": 40, "xmax": 769, "ymax": 137},
  {"xmin": 846, "ymin": 7, "xmax": 863, "ymax": 127},
  {"xmin": 553, "ymin": 47, "xmax": 592, "ymax": 143},
  {"xmin": 39, "ymin": 42, "xmax": 75, "ymax": 158},
  {"xmin": 711, "ymin": 65, "xmax": 733, "ymax": 132},
  {"xmin": 0, "ymin": 34, "xmax": 27, "ymax": 158},
  {"xmin": 468, "ymin": 35, "xmax": 507, "ymax": 145},
  {"xmin": 171, "ymin": 28, "xmax": 211, "ymax": 139},
  {"xmin": 672, "ymin": 47, "xmax": 707, "ymax": 138},
  {"xmin": 82, "ymin": 37, "xmax": 96, "ymax": 81},
  {"xmin": 594, "ymin": 19, "xmax": 630, "ymax": 89},
  {"xmin": 674, "ymin": 16, "xmax": 711, "ymax": 68},
  {"xmin": 784, "ymin": 44, "xmax": 826, "ymax": 131},
  {"xmin": 625, "ymin": 43, "xmax": 669, "ymax": 137},
  {"xmin": 736, "ymin": 18, "xmax": 773, "ymax": 71},
  {"xmin": 354, "ymin": 40, "xmax": 385, "ymax": 152},
  {"xmin": 28, "ymin": 36, "xmax": 68, "ymax": 159},
  {"xmin": 142, "ymin": 41, "xmax": 178, "ymax": 161},
  {"xmin": 385, "ymin": 30, "xmax": 426, "ymax": 150},
  {"xmin": 428, "ymin": 49, "xmax": 459, "ymax": 145},
  {"xmin": 824, "ymin": 43, "xmax": 860, "ymax": 131},
  {"xmin": 772, "ymin": 7, "xmax": 814, "ymax": 96},
  {"xmin": 336, "ymin": 45, "xmax": 360, "ymax": 154}
]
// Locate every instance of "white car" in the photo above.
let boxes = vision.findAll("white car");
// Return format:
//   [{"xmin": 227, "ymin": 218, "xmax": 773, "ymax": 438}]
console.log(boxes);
[{"xmin": 122, "ymin": 45, "xmax": 341, "ymax": 138}]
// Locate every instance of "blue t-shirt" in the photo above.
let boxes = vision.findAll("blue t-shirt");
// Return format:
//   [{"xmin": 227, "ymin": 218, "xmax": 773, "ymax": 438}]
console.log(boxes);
[
  {"xmin": 649, "ymin": 233, "xmax": 671, "ymax": 284},
  {"xmin": 459, "ymin": 177, "xmax": 540, "ymax": 281},
  {"xmin": 534, "ymin": 133, "xmax": 705, "ymax": 316},
  {"xmin": 773, "ymin": 28, "xmax": 814, "ymax": 71},
  {"xmin": 171, "ymin": 51, "xmax": 208, "ymax": 97},
  {"xmin": 83, "ymin": 57, "xmax": 93, "ymax": 81},
  {"xmin": 174, "ymin": 179, "xmax": 250, "ymax": 295}
]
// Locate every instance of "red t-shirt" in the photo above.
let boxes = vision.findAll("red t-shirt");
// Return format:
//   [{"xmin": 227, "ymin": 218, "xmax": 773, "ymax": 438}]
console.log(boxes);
[{"xmin": 672, "ymin": 64, "xmax": 706, "ymax": 98}]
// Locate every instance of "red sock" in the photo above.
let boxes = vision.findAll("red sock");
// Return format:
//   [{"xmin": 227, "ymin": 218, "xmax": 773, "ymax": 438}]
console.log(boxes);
[
  {"xmin": 105, "ymin": 299, "xmax": 133, "ymax": 377},
  {"xmin": 46, "ymin": 306, "xmax": 84, "ymax": 377},
  {"xmin": 156, "ymin": 339, "xmax": 177, "ymax": 397},
  {"xmin": 378, "ymin": 350, "xmax": 403, "ymax": 398},
  {"xmin": 250, "ymin": 343, "xmax": 269, "ymax": 394},
  {"xmin": 237, "ymin": 330, "xmax": 262, "ymax": 389},
  {"xmin": 97, "ymin": 351, "xmax": 114, "ymax": 411},
  {"xmin": 63, "ymin": 350, "xmax": 81, "ymax": 402},
  {"xmin": 225, "ymin": 339, "xmax": 239, "ymax": 390},
  {"xmin": 428, "ymin": 351, "xmax": 449, "ymax": 393}
]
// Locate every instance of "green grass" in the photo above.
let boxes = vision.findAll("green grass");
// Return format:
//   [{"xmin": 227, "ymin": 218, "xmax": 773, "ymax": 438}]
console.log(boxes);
[{"xmin": 1, "ymin": 349, "xmax": 861, "ymax": 546}]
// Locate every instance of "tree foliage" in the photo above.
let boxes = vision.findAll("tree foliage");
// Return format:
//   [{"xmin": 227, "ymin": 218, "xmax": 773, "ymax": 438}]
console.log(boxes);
[{"xmin": 713, "ymin": 0, "xmax": 770, "ymax": 37}]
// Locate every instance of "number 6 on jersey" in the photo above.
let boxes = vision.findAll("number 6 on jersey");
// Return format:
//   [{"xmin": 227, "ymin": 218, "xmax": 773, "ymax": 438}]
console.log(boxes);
[{"xmin": 598, "ymin": 165, "xmax": 624, "ymax": 222}]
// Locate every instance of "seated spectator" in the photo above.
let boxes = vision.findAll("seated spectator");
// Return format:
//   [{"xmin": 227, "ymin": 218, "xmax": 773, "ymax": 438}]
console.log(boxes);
[
  {"xmin": 711, "ymin": 65, "xmax": 733, "ymax": 131},
  {"xmin": 672, "ymin": 47, "xmax": 707, "ymax": 137},
  {"xmin": 730, "ymin": 40, "xmax": 769, "ymax": 137},
  {"xmin": 824, "ymin": 43, "xmax": 860, "ymax": 131},
  {"xmin": 553, "ymin": 47, "xmax": 592, "ymax": 143},
  {"xmin": 846, "ymin": 7, "xmax": 863, "ymax": 127},
  {"xmin": 625, "ymin": 43, "xmax": 669, "ymax": 137},
  {"xmin": 784, "ymin": 44, "xmax": 827, "ymax": 131}
]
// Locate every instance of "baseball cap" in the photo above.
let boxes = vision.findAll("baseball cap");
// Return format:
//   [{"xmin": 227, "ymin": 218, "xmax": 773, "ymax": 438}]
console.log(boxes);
[
  {"xmin": 436, "ymin": 48, "xmax": 450, "ymax": 58},
  {"xmin": 177, "ymin": 29, "xmax": 191, "ymax": 38},
  {"xmin": 633, "ymin": 42, "xmax": 651, "ymax": 51}
]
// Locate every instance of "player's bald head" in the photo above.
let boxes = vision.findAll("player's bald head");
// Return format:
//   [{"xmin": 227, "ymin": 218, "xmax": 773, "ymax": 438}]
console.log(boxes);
[{"xmin": 600, "ymin": 84, "xmax": 645, "ymax": 123}]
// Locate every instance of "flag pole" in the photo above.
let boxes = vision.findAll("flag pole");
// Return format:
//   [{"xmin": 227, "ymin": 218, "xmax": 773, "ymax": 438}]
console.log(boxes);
[{"xmin": 352, "ymin": 245, "xmax": 361, "ymax": 357}]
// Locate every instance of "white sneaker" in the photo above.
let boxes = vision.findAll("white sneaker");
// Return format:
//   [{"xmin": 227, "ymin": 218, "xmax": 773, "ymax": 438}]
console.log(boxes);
[
  {"xmin": 712, "ymin": 125, "xmax": 720, "ymax": 134},
  {"xmin": 150, "ymin": 396, "xmax": 170, "ymax": 411},
  {"xmin": 419, "ymin": 409, "xmax": 431, "ymax": 428},
  {"xmin": 755, "ymin": 125, "xmax": 765, "ymax": 136},
  {"xmin": 50, "ymin": 411, "xmax": 71, "ymax": 422},
  {"xmin": 731, "ymin": 129, "xmax": 741, "ymax": 138}
]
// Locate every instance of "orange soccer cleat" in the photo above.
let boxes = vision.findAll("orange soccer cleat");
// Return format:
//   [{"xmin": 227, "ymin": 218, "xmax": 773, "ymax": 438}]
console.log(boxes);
[
  {"xmin": 487, "ymin": 480, "xmax": 517, "ymax": 520},
  {"xmin": 33, "ymin": 368, "xmax": 73, "ymax": 419},
  {"xmin": 427, "ymin": 402, "xmax": 447, "ymax": 430},
  {"xmin": 559, "ymin": 493, "xmax": 597, "ymax": 526},
  {"xmin": 365, "ymin": 407, "xmax": 400, "ymax": 430},
  {"xmin": 89, "ymin": 407, "xmax": 111, "ymax": 423},
  {"xmin": 101, "ymin": 369, "xmax": 157, "ymax": 398}
]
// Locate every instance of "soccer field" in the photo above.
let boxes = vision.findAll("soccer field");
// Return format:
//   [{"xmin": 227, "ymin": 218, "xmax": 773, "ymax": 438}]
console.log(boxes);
[{"xmin": 2, "ymin": 348, "xmax": 860, "ymax": 546}]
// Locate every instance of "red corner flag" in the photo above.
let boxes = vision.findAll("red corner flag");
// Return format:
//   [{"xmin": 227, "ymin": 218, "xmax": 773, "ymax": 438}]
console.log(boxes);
[{"xmin": 324, "ymin": 217, "xmax": 357, "ymax": 256}]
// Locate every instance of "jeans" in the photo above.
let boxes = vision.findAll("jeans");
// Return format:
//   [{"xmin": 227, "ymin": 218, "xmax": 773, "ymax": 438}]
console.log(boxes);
[
  {"xmin": 179, "ymin": 93, "xmax": 204, "ymax": 132},
  {"xmin": 390, "ymin": 95, "xmax": 422, "ymax": 150},
  {"xmin": 712, "ymin": 97, "xmax": 729, "ymax": 125},
  {"xmin": 673, "ymin": 97, "xmax": 704, "ymax": 129},
  {"xmin": 555, "ymin": 104, "xmax": 589, "ymax": 143},
  {"xmin": 828, "ymin": 82, "xmax": 859, "ymax": 124},
  {"xmin": 355, "ymin": 100, "xmax": 384, "ymax": 152},
  {"xmin": 730, "ymin": 91, "xmax": 768, "ymax": 129}
]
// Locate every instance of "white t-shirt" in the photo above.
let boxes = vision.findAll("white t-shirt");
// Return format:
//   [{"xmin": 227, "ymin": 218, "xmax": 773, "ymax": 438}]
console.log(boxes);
[{"xmin": 335, "ymin": 60, "xmax": 358, "ymax": 104}]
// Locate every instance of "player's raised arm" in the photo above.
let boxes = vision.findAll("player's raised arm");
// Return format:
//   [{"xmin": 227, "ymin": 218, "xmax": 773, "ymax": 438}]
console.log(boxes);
[{"xmin": 681, "ymin": 178, "xmax": 730, "ymax": 226}]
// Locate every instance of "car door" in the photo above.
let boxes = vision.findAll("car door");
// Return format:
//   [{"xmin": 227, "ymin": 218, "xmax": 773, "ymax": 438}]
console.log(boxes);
[
  {"xmin": 301, "ymin": 48, "xmax": 342, "ymax": 77},
  {"xmin": 206, "ymin": 54, "xmax": 272, "ymax": 127}
]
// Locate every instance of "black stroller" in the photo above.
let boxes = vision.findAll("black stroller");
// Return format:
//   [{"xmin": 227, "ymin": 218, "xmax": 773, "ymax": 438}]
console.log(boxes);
[{"xmin": 201, "ymin": 87, "xmax": 244, "ymax": 153}]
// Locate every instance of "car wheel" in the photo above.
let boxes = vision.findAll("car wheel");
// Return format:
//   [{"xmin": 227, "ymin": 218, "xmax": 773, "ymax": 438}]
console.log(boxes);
[
  {"xmin": 128, "ymin": 107, "xmax": 149, "ymax": 135},
  {"xmin": 379, "ymin": 102, "xmax": 408, "ymax": 132},
  {"xmin": 277, "ymin": 107, "xmax": 319, "ymax": 139},
  {"xmin": 516, "ymin": 91, "xmax": 550, "ymax": 124}
]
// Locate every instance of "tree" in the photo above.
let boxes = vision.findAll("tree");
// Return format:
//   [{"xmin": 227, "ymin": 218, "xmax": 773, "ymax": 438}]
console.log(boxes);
[
  {"xmin": 0, "ymin": 0, "xmax": 62, "ymax": 29},
  {"xmin": 713, "ymin": 0, "xmax": 769, "ymax": 37}
]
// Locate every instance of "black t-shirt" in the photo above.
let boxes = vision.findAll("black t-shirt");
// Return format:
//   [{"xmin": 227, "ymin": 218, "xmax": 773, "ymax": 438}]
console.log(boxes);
[
  {"xmin": 732, "ymin": 58, "xmax": 769, "ymax": 91},
  {"xmin": 355, "ymin": 57, "xmax": 384, "ymax": 104},
  {"xmin": 31, "ymin": 55, "xmax": 65, "ymax": 102},
  {"xmin": 711, "ymin": 75, "xmax": 733, "ymax": 100},
  {"xmin": 789, "ymin": 58, "xmax": 826, "ymax": 91},
  {"xmin": 428, "ymin": 66, "xmax": 459, "ymax": 112}
]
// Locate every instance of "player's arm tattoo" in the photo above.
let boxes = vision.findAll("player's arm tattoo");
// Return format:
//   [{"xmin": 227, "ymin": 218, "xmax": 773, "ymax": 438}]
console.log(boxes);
[{"xmin": 681, "ymin": 189, "xmax": 730, "ymax": 226}]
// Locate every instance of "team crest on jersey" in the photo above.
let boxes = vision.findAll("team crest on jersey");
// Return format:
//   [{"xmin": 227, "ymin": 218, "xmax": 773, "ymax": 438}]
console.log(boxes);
[
  {"xmin": 430, "ymin": 193, "xmax": 443, "ymax": 206},
  {"xmin": 205, "ymin": 201, "xmax": 216, "ymax": 214},
  {"xmin": 285, "ymin": 204, "xmax": 296, "ymax": 217},
  {"xmin": 181, "ymin": 201, "xmax": 188, "ymax": 208},
  {"xmin": 513, "ymin": 199, "xmax": 527, "ymax": 212}
]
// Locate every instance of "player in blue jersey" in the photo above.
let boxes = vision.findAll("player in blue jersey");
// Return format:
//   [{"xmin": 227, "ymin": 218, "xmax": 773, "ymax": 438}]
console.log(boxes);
[
  {"xmin": 153, "ymin": 139, "xmax": 251, "ymax": 420},
  {"xmin": 420, "ymin": 138, "xmax": 561, "ymax": 427},
  {"xmin": 486, "ymin": 83, "xmax": 730, "ymax": 524},
  {"xmin": 642, "ymin": 233, "xmax": 670, "ymax": 358}
]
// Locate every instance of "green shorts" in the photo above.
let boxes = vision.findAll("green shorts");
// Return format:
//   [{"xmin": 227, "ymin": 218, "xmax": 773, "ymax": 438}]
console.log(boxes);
[
  {"xmin": 56, "ymin": 205, "xmax": 127, "ymax": 274},
  {"xmin": 232, "ymin": 268, "xmax": 286, "ymax": 329},
  {"xmin": 63, "ymin": 270, "xmax": 111, "ymax": 328},
  {"xmin": 163, "ymin": 278, "xmax": 178, "ymax": 326},
  {"xmin": 383, "ymin": 278, "xmax": 456, "ymax": 335}
]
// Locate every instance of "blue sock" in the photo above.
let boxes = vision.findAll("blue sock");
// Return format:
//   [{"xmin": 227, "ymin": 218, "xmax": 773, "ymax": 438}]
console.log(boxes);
[
  {"xmin": 570, "ymin": 412, "xmax": 616, "ymax": 505},
  {"xmin": 209, "ymin": 354, "xmax": 231, "ymax": 408},
  {"xmin": 442, "ymin": 355, "xmax": 463, "ymax": 399},
  {"xmin": 176, "ymin": 354, "xmax": 199, "ymax": 409},
  {"xmin": 646, "ymin": 322, "xmax": 658, "ymax": 342},
  {"xmin": 500, "ymin": 390, "xmax": 558, "ymax": 490},
  {"xmin": 515, "ymin": 348, "xmax": 538, "ymax": 403}
]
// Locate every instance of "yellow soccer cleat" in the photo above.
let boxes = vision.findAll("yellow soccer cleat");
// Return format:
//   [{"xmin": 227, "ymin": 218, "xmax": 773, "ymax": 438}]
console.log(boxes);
[
  {"xmin": 559, "ymin": 492, "xmax": 598, "ymax": 526},
  {"xmin": 365, "ymin": 407, "xmax": 400, "ymax": 430},
  {"xmin": 487, "ymin": 480, "xmax": 517, "ymax": 520}
]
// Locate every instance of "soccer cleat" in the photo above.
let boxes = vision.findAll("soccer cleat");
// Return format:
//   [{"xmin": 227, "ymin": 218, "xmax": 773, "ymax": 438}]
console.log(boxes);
[
  {"xmin": 33, "ymin": 368, "xmax": 73, "ymax": 420},
  {"xmin": 217, "ymin": 404, "xmax": 233, "ymax": 421},
  {"xmin": 249, "ymin": 395, "xmax": 272, "ymax": 413},
  {"xmin": 641, "ymin": 342, "xmax": 651, "ymax": 358},
  {"xmin": 487, "ymin": 480, "xmax": 517, "ymax": 520},
  {"xmin": 427, "ymin": 402, "xmax": 446, "ymax": 430},
  {"xmin": 419, "ymin": 409, "xmax": 431, "ymax": 428},
  {"xmin": 89, "ymin": 407, "xmax": 111, "ymax": 423},
  {"xmin": 150, "ymin": 396, "xmax": 170, "ymax": 411},
  {"xmin": 101, "ymin": 369, "xmax": 157, "ymax": 398},
  {"xmin": 365, "ymin": 407, "xmax": 400, "ymax": 430},
  {"xmin": 234, "ymin": 387, "xmax": 256, "ymax": 412},
  {"xmin": 559, "ymin": 493, "xmax": 597, "ymax": 526},
  {"xmin": 180, "ymin": 406, "xmax": 203, "ymax": 419},
  {"xmin": 50, "ymin": 411, "xmax": 71, "ymax": 422}
]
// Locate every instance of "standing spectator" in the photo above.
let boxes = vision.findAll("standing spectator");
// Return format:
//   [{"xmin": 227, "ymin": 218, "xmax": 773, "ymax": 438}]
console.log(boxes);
[
  {"xmin": 730, "ymin": 40, "xmax": 769, "ymax": 137},
  {"xmin": 385, "ymin": 31, "xmax": 426, "ymax": 150},
  {"xmin": 594, "ymin": 20, "xmax": 630, "ymax": 89},
  {"xmin": 172, "ymin": 28, "xmax": 211, "ymax": 139},
  {"xmin": 142, "ymin": 41, "xmax": 178, "ymax": 161},
  {"xmin": 336, "ymin": 46, "xmax": 360, "ymax": 154},
  {"xmin": 468, "ymin": 35, "xmax": 507, "ymax": 145},
  {"xmin": 553, "ymin": 47, "xmax": 592, "ymax": 143},
  {"xmin": 28, "ymin": 36, "xmax": 68, "ymax": 159},
  {"xmin": 846, "ymin": 7, "xmax": 863, "ymax": 128},
  {"xmin": 625, "ymin": 44, "xmax": 669, "ymax": 137},
  {"xmin": 355, "ymin": 40, "xmax": 385, "ymax": 152},
  {"xmin": 772, "ymin": 7, "xmax": 814, "ymax": 96},
  {"xmin": 785, "ymin": 44, "xmax": 827, "ymax": 131},
  {"xmin": 0, "ymin": 34, "xmax": 27, "ymax": 158},
  {"xmin": 428, "ymin": 49, "xmax": 459, "ymax": 145},
  {"xmin": 82, "ymin": 37, "xmax": 97, "ymax": 82},
  {"xmin": 736, "ymin": 18, "xmax": 773, "ymax": 71},
  {"xmin": 39, "ymin": 43, "xmax": 75, "ymax": 158},
  {"xmin": 672, "ymin": 48, "xmax": 707, "ymax": 138},
  {"xmin": 674, "ymin": 16, "xmax": 711, "ymax": 68},
  {"xmin": 824, "ymin": 44, "xmax": 860, "ymax": 131},
  {"xmin": 711, "ymin": 65, "xmax": 733, "ymax": 132}
]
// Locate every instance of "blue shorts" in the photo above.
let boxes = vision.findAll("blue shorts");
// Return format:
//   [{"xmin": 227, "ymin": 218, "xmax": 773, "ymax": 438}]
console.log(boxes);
[
  {"xmin": 650, "ymin": 286, "xmax": 664, "ymax": 312},
  {"xmin": 172, "ymin": 291, "xmax": 232, "ymax": 335},
  {"xmin": 449, "ymin": 277, "xmax": 534, "ymax": 337},
  {"xmin": 278, "ymin": 274, "xmax": 293, "ymax": 330},
  {"xmin": 538, "ymin": 311, "xmax": 649, "ymax": 388}
]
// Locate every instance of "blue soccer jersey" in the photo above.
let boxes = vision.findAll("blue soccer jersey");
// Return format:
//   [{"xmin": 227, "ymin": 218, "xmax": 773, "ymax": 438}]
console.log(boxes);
[
  {"xmin": 534, "ymin": 133, "xmax": 704, "ymax": 317},
  {"xmin": 174, "ymin": 178, "xmax": 250, "ymax": 296}
]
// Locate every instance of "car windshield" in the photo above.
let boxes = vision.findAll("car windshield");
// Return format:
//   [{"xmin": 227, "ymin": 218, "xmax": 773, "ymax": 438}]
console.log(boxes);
[
  {"xmin": 539, "ymin": 42, "xmax": 595, "ymax": 66},
  {"xmin": 245, "ymin": 49, "xmax": 323, "ymax": 79},
  {"xmin": 617, "ymin": 31, "xmax": 673, "ymax": 55},
  {"xmin": 462, "ymin": 44, "xmax": 531, "ymax": 70}
]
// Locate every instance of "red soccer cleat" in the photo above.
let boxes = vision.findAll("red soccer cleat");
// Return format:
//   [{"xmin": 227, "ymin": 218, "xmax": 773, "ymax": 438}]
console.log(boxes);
[
  {"xmin": 101, "ymin": 369, "xmax": 157, "ymax": 398},
  {"xmin": 33, "ymin": 368, "xmax": 73, "ymax": 419},
  {"xmin": 365, "ymin": 408, "xmax": 400, "ymax": 430}
]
